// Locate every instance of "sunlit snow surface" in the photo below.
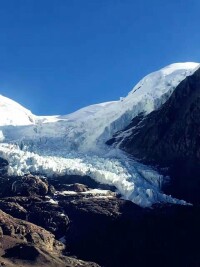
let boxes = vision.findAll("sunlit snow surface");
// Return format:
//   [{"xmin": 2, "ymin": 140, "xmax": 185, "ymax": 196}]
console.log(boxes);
[{"xmin": 0, "ymin": 63, "xmax": 199, "ymax": 207}]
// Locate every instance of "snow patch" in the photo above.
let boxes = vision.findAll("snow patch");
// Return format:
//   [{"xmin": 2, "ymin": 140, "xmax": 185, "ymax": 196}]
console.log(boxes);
[{"xmin": 47, "ymin": 198, "xmax": 58, "ymax": 205}]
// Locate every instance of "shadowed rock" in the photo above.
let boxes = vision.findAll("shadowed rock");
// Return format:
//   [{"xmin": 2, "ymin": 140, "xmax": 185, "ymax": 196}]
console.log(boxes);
[{"xmin": 107, "ymin": 67, "xmax": 200, "ymax": 203}]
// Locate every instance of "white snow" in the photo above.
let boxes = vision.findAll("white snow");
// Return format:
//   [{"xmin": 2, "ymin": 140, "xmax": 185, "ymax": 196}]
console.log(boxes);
[
  {"xmin": 58, "ymin": 191, "xmax": 77, "ymax": 196},
  {"xmin": 0, "ymin": 95, "xmax": 35, "ymax": 126},
  {"xmin": 56, "ymin": 189, "xmax": 115, "ymax": 198},
  {"xmin": 0, "ymin": 62, "xmax": 198, "ymax": 207},
  {"xmin": 92, "ymin": 195, "xmax": 114, "ymax": 199},
  {"xmin": 81, "ymin": 189, "xmax": 111, "ymax": 195},
  {"xmin": 47, "ymin": 198, "xmax": 58, "ymax": 205}
]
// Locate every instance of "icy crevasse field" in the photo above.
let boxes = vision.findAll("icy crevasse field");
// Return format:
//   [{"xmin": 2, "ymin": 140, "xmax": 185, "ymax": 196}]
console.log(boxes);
[
  {"xmin": 0, "ymin": 63, "xmax": 199, "ymax": 207},
  {"xmin": 0, "ymin": 143, "xmax": 187, "ymax": 207}
]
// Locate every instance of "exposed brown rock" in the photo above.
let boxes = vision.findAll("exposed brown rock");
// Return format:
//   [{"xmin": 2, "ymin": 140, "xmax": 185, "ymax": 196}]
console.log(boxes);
[{"xmin": 0, "ymin": 209, "xmax": 100, "ymax": 267}]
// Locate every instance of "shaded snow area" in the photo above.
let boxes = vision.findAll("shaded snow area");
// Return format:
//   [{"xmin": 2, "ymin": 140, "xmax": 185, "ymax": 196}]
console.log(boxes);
[
  {"xmin": 0, "ymin": 63, "xmax": 199, "ymax": 207},
  {"xmin": 0, "ymin": 143, "xmax": 187, "ymax": 207}
]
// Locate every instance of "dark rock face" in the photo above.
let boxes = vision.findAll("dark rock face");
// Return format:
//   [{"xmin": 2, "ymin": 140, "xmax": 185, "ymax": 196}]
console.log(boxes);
[
  {"xmin": 64, "ymin": 203, "xmax": 200, "ymax": 267},
  {"xmin": 0, "ymin": 200, "xmax": 27, "ymax": 220},
  {"xmin": 28, "ymin": 207, "xmax": 70, "ymax": 238},
  {"xmin": 0, "ymin": 158, "xmax": 8, "ymax": 177},
  {"xmin": 107, "ymin": 67, "xmax": 200, "ymax": 203},
  {"xmin": 48, "ymin": 175, "xmax": 117, "ymax": 192},
  {"xmin": 61, "ymin": 197, "xmax": 144, "ymax": 266},
  {"xmin": 4, "ymin": 244, "xmax": 40, "ymax": 261}
]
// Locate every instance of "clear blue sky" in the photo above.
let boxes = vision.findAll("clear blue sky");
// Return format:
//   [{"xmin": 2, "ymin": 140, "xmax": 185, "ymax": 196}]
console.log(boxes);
[{"xmin": 0, "ymin": 0, "xmax": 200, "ymax": 115}]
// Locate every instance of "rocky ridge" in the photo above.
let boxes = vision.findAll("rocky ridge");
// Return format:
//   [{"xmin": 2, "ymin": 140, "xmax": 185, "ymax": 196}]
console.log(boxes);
[{"xmin": 107, "ymin": 66, "xmax": 200, "ymax": 204}]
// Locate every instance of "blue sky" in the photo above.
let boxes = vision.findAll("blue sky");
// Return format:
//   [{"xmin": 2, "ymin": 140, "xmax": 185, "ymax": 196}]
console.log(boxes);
[{"xmin": 0, "ymin": 0, "xmax": 200, "ymax": 115}]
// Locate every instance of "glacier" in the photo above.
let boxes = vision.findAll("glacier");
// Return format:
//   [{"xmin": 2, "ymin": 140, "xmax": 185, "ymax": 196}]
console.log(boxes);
[
  {"xmin": 0, "ymin": 62, "xmax": 199, "ymax": 207},
  {"xmin": 0, "ymin": 143, "xmax": 187, "ymax": 207}
]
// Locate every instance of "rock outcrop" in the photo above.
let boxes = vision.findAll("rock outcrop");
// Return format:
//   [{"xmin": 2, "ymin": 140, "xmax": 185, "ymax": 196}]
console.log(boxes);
[
  {"xmin": 0, "ymin": 208, "xmax": 100, "ymax": 267},
  {"xmin": 0, "ymin": 173, "xmax": 200, "ymax": 266},
  {"xmin": 11, "ymin": 174, "xmax": 49, "ymax": 196}
]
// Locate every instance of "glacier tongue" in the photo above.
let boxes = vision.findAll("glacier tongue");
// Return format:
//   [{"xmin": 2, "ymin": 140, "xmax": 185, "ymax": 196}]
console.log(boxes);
[
  {"xmin": 0, "ymin": 143, "xmax": 187, "ymax": 207},
  {"xmin": 0, "ymin": 62, "xmax": 199, "ymax": 207}
]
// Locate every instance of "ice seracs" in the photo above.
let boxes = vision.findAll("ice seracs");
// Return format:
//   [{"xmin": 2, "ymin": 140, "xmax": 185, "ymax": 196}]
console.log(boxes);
[{"xmin": 0, "ymin": 143, "xmax": 188, "ymax": 207}]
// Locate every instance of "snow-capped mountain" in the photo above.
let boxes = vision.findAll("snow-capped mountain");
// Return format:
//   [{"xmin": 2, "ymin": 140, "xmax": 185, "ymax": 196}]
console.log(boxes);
[
  {"xmin": 1, "ymin": 62, "xmax": 199, "ymax": 152},
  {"xmin": 0, "ymin": 62, "xmax": 199, "ymax": 207}
]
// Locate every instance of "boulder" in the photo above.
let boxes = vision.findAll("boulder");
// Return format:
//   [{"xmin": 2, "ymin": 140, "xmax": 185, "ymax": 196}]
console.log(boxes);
[{"xmin": 11, "ymin": 174, "xmax": 48, "ymax": 196}]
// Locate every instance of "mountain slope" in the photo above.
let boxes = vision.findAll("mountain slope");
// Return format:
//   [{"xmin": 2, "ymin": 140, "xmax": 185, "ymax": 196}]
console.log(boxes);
[
  {"xmin": 0, "ymin": 62, "xmax": 199, "ymax": 153},
  {"xmin": 1, "ymin": 62, "xmax": 200, "ymax": 267},
  {"xmin": 108, "ymin": 66, "xmax": 200, "ymax": 203},
  {"xmin": 0, "ymin": 62, "xmax": 199, "ymax": 207}
]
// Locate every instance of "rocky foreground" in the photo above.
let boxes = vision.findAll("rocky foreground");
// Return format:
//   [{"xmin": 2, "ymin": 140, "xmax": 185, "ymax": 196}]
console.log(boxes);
[
  {"xmin": 0, "ymin": 160, "xmax": 199, "ymax": 267},
  {"xmin": 0, "ymin": 175, "xmax": 102, "ymax": 267}
]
